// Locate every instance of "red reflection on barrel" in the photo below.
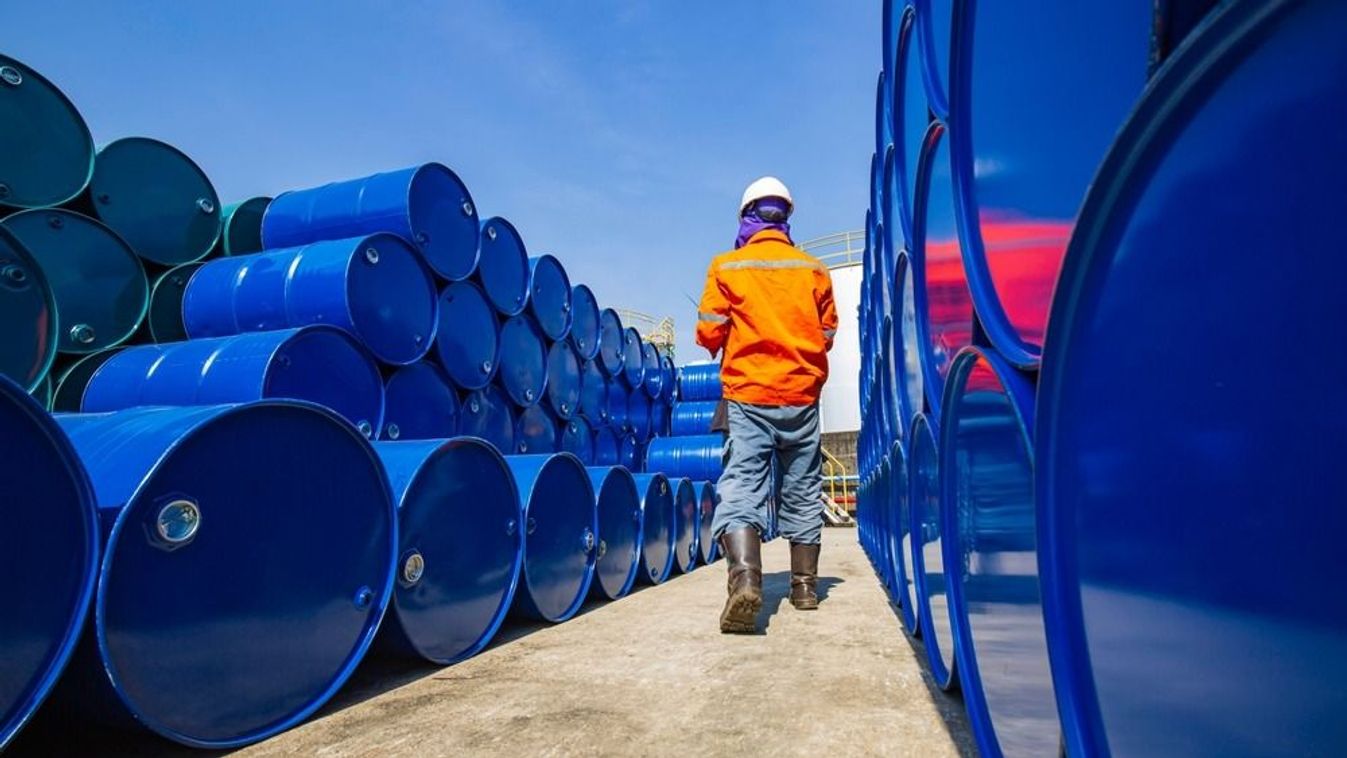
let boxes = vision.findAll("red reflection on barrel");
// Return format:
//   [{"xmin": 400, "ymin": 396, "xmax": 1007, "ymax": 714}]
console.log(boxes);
[
  {"xmin": 979, "ymin": 214, "xmax": 1073, "ymax": 351},
  {"xmin": 925, "ymin": 233, "xmax": 974, "ymax": 385}
]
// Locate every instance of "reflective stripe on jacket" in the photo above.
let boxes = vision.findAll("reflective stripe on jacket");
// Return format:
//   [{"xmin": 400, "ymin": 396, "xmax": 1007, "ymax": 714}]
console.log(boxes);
[{"xmin": 695, "ymin": 229, "xmax": 838, "ymax": 406}]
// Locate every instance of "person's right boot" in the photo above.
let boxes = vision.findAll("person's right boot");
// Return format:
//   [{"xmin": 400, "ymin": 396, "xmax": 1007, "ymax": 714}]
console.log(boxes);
[{"xmin": 718, "ymin": 527, "xmax": 763, "ymax": 633}]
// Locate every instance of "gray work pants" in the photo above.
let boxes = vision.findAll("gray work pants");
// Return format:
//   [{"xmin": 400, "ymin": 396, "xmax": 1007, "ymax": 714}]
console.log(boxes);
[{"xmin": 711, "ymin": 401, "xmax": 823, "ymax": 545}]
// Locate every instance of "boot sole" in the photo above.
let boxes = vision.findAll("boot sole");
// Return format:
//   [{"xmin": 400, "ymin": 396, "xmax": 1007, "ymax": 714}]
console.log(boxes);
[
  {"xmin": 790, "ymin": 599, "xmax": 819, "ymax": 611},
  {"xmin": 720, "ymin": 590, "xmax": 763, "ymax": 634}
]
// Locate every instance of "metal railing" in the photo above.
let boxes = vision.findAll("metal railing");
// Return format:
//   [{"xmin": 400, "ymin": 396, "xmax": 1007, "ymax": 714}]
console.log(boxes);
[
  {"xmin": 799, "ymin": 229, "xmax": 865, "ymax": 270},
  {"xmin": 821, "ymin": 445, "xmax": 852, "ymax": 506}
]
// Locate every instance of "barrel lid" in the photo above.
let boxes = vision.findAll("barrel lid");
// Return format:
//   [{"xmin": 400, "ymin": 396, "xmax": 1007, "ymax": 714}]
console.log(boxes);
[
  {"xmin": 382, "ymin": 361, "xmax": 459, "ymax": 441},
  {"xmin": 597, "ymin": 308, "xmax": 625, "ymax": 377},
  {"xmin": 545, "ymin": 338, "xmax": 581, "ymax": 420},
  {"xmin": 568, "ymin": 284, "xmax": 601, "ymax": 360},
  {"xmin": 345, "ymin": 233, "xmax": 438, "ymax": 365},
  {"xmin": 217, "ymin": 196, "xmax": 271, "ymax": 257},
  {"xmin": 0, "ymin": 55, "xmax": 94, "ymax": 210},
  {"xmin": 407, "ymin": 163, "xmax": 478, "ymax": 281},
  {"xmin": 460, "ymin": 384, "xmax": 515, "ymax": 453},
  {"xmin": 527, "ymin": 254, "xmax": 573, "ymax": 341},
  {"xmin": 497, "ymin": 314, "xmax": 547, "ymax": 408},
  {"xmin": 586, "ymin": 466, "xmax": 641, "ymax": 599},
  {"xmin": 672, "ymin": 477, "xmax": 698, "ymax": 573},
  {"xmin": 631, "ymin": 472, "xmax": 674, "ymax": 584},
  {"xmin": 146, "ymin": 263, "xmax": 203, "ymax": 343},
  {"xmin": 477, "ymin": 217, "xmax": 529, "ymax": 316},
  {"xmin": 509, "ymin": 454, "xmax": 597, "ymax": 622},
  {"xmin": 435, "ymin": 280, "xmax": 499, "ymax": 390},
  {"xmin": 0, "ymin": 227, "xmax": 56, "ymax": 392}
]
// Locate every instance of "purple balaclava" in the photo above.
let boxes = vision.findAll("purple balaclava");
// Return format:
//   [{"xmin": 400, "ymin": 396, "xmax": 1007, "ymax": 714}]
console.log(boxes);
[{"xmin": 735, "ymin": 196, "xmax": 793, "ymax": 249}]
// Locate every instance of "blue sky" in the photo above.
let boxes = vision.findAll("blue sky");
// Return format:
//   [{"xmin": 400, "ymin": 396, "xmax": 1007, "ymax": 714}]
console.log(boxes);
[{"xmin": 8, "ymin": 1, "xmax": 876, "ymax": 359}]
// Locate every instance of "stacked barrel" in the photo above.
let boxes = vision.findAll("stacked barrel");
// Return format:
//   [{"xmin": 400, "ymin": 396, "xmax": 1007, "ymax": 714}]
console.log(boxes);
[
  {"xmin": 857, "ymin": 1, "xmax": 1347, "ymax": 755},
  {"xmin": 0, "ymin": 53, "xmax": 701, "ymax": 752}
]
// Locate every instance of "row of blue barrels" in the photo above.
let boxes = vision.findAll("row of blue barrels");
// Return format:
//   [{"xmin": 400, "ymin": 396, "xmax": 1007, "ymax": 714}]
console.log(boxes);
[
  {"xmin": 0, "ymin": 373, "xmax": 719, "ymax": 750},
  {"xmin": 858, "ymin": 2, "xmax": 1346, "ymax": 756}
]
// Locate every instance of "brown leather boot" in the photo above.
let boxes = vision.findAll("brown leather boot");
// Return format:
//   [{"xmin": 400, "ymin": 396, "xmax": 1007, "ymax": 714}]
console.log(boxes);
[
  {"xmin": 789, "ymin": 542, "xmax": 820, "ymax": 610},
  {"xmin": 718, "ymin": 528, "xmax": 763, "ymax": 633}
]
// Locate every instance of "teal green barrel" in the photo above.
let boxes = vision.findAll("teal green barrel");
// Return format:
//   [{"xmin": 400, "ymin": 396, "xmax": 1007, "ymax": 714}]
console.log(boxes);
[
  {"xmin": 145, "ymin": 262, "xmax": 203, "ymax": 343},
  {"xmin": 51, "ymin": 349, "xmax": 120, "ymax": 412},
  {"xmin": 211, "ymin": 196, "xmax": 271, "ymax": 257},
  {"xmin": 0, "ymin": 227, "xmax": 57, "ymax": 392},
  {"xmin": 0, "ymin": 55, "xmax": 94, "ymax": 212}
]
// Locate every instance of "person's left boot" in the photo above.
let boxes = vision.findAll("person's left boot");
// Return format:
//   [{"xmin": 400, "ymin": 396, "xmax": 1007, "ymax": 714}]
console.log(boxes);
[{"xmin": 789, "ymin": 542, "xmax": 821, "ymax": 610}]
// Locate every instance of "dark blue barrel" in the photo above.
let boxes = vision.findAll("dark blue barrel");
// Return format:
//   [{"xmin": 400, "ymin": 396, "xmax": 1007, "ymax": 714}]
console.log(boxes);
[
  {"xmin": 505, "ymin": 454, "xmax": 598, "ymax": 622},
  {"xmin": 618, "ymin": 432, "xmax": 640, "ymax": 471},
  {"xmin": 545, "ymin": 338, "xmax": 581, "ymax": 420},
  {"xmin": 1038, "ymin": 5, "xmax": 1347, "ymax": 753},
  {"xmin": 0, "ymin": 227, "xmax": 57, "ymax": 392},
  {"xmin": 650, "ymin": 397, "xmax": 670, "ymax": 437},
  {"xmin": 146, "ymin": 263, "xmax": 203, "ymax": 344},
  {"xmin": 594, "ymin": 426, "xmax": 619, "ymax": 466},
  {"xmin": 50, "ymin": 349, "xmax": 119, "ymax": 412},
  {"xmin": 382, "ymin": 360, "xmax": 459, "ymax": 441},
  {"xmin": 672, "ymin": 477, "xmax": 698, "ymax": 574},
  {"xmin": 81, "ymin": 327, "xmax": 385, "ymax": 438},
  {"xmin": 948, "ymin": 1, "xmax": 1148, "ymax": 368},
  {"xmin": 568, "ymin": 284, "xmax": 601, "ymax": 360},
  {"xmin": 0, "ymin": 54, "xmax": 94, "ymax": 212},
  {"xmin": 515, "ymin": 403, "xmax": 559, "ymax": 455},
  {"xmin": 261, "ymin": 163, "xmax": 478, "ymax": 281},
  {"xmin": 671, "ymin": 401, "xmax": 718, "ymax": 436},
  {"xmin": 558, "ymin": 415, "xmax": 595, "ymax": 465},
  {"xmin": 578, "ymin": 358, "xmax": 609, "ymax": 427},
  {"xmin": 527, "ymin": 255, "xmax": 572, "ymax": 342},
  {"xmin": 697, "ymin": 481, "xmax": 718, "ymax": 563},
  {"xmin": 874, "ymin": 453, "xmax": 894, "ymax": 594},
  {"xmin": 874, "ymin": 73, "xmax": 890, "ymax": 180},
  {"xmin": 0, "ymin": 377, "xmax": 98, "ymax": 750},
  {"xmin": 676, "ymin": 362, "xmax": 721, "ymax": 402},
  {"xmin": 604, "ymin": 377, "xmax": 629, "ymax": 432},
  {"xmin": 436, "ymin": 280, "xmax": 499, "ymax": 390},
  {"xmin": 497, "ymin": 314, "xmax": 547, "ymax": 408},
  {"xmin": 597, "ymin": 308, "xmax": 625, "ymax": 377},
  {"xmin": 57, "ymin": 400, "xmax": 395, "ymax": 748},
  {"xmin": 585, "ymin": 466, "xmax": 642, "ymax": 600},
  {"xmin": 893, "ymin": 5, "xmax": 929, "ymax": 248},
  {"xmin": 879, "ymin": 146, "xmax": 896, "ymax": 315},
  {"xmin": 641, "ymin": 342, "xmax": 663, "ymax": 398},
  {"xmin": 914, "ymin": 0, "xmax": 951, "ymax": 120},
  {"xmin": 476, "ymin": 217, "xmax": 530, "ymax": 316},
  {"xmin": 372, "ymin": 438, "xmax": 522, "ymax": 664},
  {"xmin": 659, "ymin": 353, "xmax": 676, "ymax": 402},
  {"xmin": 627, "ymin": 385, "xmax": 652, "ymax": 442},
  {"xmin": 880, "ymin": 315, "xmax": 901, "ymax": 445},
  {"xmin": 889, "ymin": 439, "xmax": 917, "ymax": 634},
  {"xmin": 183, "ymin": 234, "xmax": 438, "ymax": 366},
  {"xmin": 213, "ymin": 196, "xmax": 271, "ymax": 257},
  {"xmin": 645, "ymin": 435, "xmax": 724, "ymax": 482},
  {"xmin": 630, "ymin": 473, "xmax": 675, "ymax": 585},
  {"xmin": 621, "ymin": 328, "xmax": 645, "ymax": 388},
  {"xmin": 895, "ymin": 251, "xmax": 924, "ymax": 427},
  {"xmin": 460, "ymin": 384, "xmax": 516, "ymax": 454}
]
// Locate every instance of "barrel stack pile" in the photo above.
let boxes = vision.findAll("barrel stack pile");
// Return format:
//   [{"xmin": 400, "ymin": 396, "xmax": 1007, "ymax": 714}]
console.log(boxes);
[{"xmin": 856, "ymin": 1, "xmax": 1347, "ymax": 755}]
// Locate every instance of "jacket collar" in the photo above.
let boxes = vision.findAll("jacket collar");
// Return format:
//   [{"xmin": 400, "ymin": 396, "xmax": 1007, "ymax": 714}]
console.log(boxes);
[{"xmin": 745, "ymin": 229, "xmax": 790, "ymax": 246}]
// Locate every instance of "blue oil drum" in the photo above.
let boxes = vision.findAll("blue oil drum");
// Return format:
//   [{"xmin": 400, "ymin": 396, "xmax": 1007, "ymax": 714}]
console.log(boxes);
[
  {"xmin": 630, "ymin": 473, "xmax": 675, "ymax": 585},
  {"xmin": 545, "ymin": 338, "xmax": 581, "ymax": 420},
  {"xmin": 578, "ymin": 358, "xmax": 609, "ymax": 427},
  {"xmin": 621, "ymin": 328, "xmax": 645, "ymax": 389},
  {"xmin": 892, "ymin": 5, "xmax": 930, "ymax": 249},
  {"xmin": 81, "ymin": 327, "xmax": 384, "ymax": 438},
  {"xmin": 597, "ymin": 307, "xmax": 625, "ymax": 377},
  {"xmin": 527, "ymin": 255, "xmax": 572, "ymax": 342},
  {"xmin": 948, "ymin": 1, "xmax": 1149, "ymax": 368},
  {"xmin": 874, "ymin": 73, "xmax": 890, "ymax": 182},
  {"xmin": 2, "ymin": 209, "xmax": 148, "ymax": 354},
  {"xmin": 604, "ymin": 378, "xmax": 629, "ymax": 432},
  {"xmin": 0, "ymin": 376, "xmax": 98, "ymax": 750},
  {"xmin": 515, "ymin": 403, "xmax": 559, "ymax": 455},
  {"xmin": 874, "ymin": 453, "xmax": 894, "ymax": 594},
  {"xmin": 183, "ymin": 234, "xmax": 438, "ymax": 366},
  {"xmin": 593, "ymin": 426, "xmax": 619, "ymax": 466},
  {"xmin": 212, "ymin": 196, "xmax": 271, "ymax": 257},
  {"xmin": 585, "ymin": 466, "xmax": 642, "ymax": 600},
  {"xmin": 476, "ymin": 217, "xmax": 529, "ymax": 316},
  {"xmin": 618, "ymin": 432, "xmax": 640, "ymax": 472},
  {"xmin": 888, "ymin": 439, "xmax": 917, "ymax": 634},
  {"xmin": 914, "ymin": 0, "xmax": 951, "ymax": 120},
  {"xmin": 645, "ymin": 435, "xmax": 724, "ymax": 482},
  {"xmin": 641, "ymin": 342, "xmax": 663, "ymax": 399},
  {"xmin": 568, "ymin": 284, "xmax": 601, "ymax": 360},
  {"xmin": 497, "ymin": 313, "xmax": 548, "ymax": 407},
  {"xmin": 505, "ymin": 454, "xmax": 597, "ymax": 622},
  {"xmin": 676, "ymin": 362, "xmax": 721, "ymax": 402},
  {"xmin": 558, "ymin": 415, "xmax": 595, "ymax": 465},
  {"xmin": 878, "ymin": 316, "xmax": 898, "ymax": 444},
  {"xmin": 697, "ymin": 481, "xmax": 718, "ymax": 563},
  {"xmin": 51, "ymin": 349, "xmax": 121, "ymax": 413},
  {"xmin": 879, "ymin": 147, "xmax": 897, "ymax": 315},
  {"xmin": 382, "ymin": 361, "xmax": 459, "ymax": 441},
  {"xmin": 0, "ymin": 54, "xmax": 94, "ymax": 211},
  {"xmin": 460, "ymin": 384, "xmax": 515, "ymax": 454},
  {"xmin": 56, "ymin": 400, "xmax": 395, "ymax": 748},
  {"xmin": 895, "ymin": 251, "xmax": 924, "ymax": 426},
  {"xmin": 0, "ymin": 227, "xmax": 57, "ymax": 392},
  {"xmin": 146, "ymin": 263, "xmax": 203, "ymax": 344},
  {"xmin": 659, "ymin": 353, "xmax": 676, "ymax": 402},
  {"xmin": 627, "ymin": 386, "xmax": 652, "ymax": 442},
  {"xmin": 650, "ymin": 397, "xmax": 670, "ymax": 437},
  {"xmin": 262, "ymin": 163, "xmax": 478, "ymax": 281},
  {"xmin": 1037, "ymin": 4, "xmax": 1347, "ymax": 754},
  {"xmin": 372, "ymin": 438, "xmax": 522, "ymax": 664},
  {"xmin": 912, "ymin": 120, "xmax": 974, "ymax": 417},
  {"xmin": 940, "ymin": 347, "xmax": 1054, "ymax": 756},
  {"xmin": 435, "ymin": 280, "xmax": 499, "ymax": 390},
  {"xmin": 672, "ymin": 477, "xmax": 699, "ymax": 573}
]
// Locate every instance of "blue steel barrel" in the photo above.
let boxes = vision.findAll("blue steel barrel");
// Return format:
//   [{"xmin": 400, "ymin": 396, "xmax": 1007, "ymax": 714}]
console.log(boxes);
[
  {"xmin": 212, "ymin": 196, "xmax": 271, "ymax": 257},
  {"xmin": 558, "ymin": 415, "xmax": 595, "ymax": 465},
  {"xmin": 261, "ymin": 163, "xmax": 478, "ymax": 281},
  {"xmin": 874, "ymin": 77, "xmax": 890, "ymax": 192},
  {"xmin": 372, "ymin": 438, "xmax": 522, "ymax": 664},
  {"xmin": 676, "ymin": 362, "xmax": 721, "ymax": 402},
  {"xmin": 568, "ymin": 284, "xmax": 601, "ymax": 360},
  {"xmin": 146, "ymin": 263, "xmax": 203, "ymax": 343},
  {"xmin": 630, "ymin": 473, "xmax": 675, "ymax": 585},
  {"xmin": 672, "ymin": 477, "xmax": 698, "ymax": 574},
  {"xmin": 645, "ymin": 434, "xmax": 724, "ymax": 482},
  {"xmin": 627, "ymin": 385, "xmax": 652, "ymax": 442},
  {"xmin": 515, "ymin": 403, "xmax": 558, "ymax": 455},
  {"xmin": 593, "ymin": 426, "xmax": 619, "ymax": 466},
  {"xmin": 578, "ymin": 358, "xmax": 609, "ymax": 427},
  {"xmin": 382, "ymin": 361, "xmax": 459, "ymax": 441},
  {"xmin": 875, "ymin": 453, "xmax": 894, "ymax": 594},
  {"xmin": 659, "ymin": 353, "xmax": 676, "ymax": 402},
  {"xmin": 0, "ymin": 377, "xmax": 98, "ymax": 750},
  {"xmin": 618, "ymin": 432, "xmax": 639, "ymax": 472},
  {"xmin": 888, "ymin": 439, "xmax": 917, "ymax": 634},
  {"xmin": 497, "ymin": 313, "xmax": 547, "ymax": 408},
  {"xmin": 476, "ymin": 217, "xmax": 530, "ymax": 316},
  {"xmin": 1038, "ymin": 5, "xmax": 1347, "ymax": 753},
  {"xmin": 604, "ymin": 378, "xmax": 629, "ymax": 432},
  {"xmin": 460, "ymin": 384, "xmax": 515, "ymax": 454},
  {"xmin": 51, "ymin": 349, "xmax": 118, "ymax": 412},
  {"xmin": 671, "ymin": 401, "xmax": 718, "ymax": 436},
  {"xmin": 879, "ymin": 147, "xmax": 896, "ymax": 315},
  {"xmin": 621, "ymin": 327, "xmax": 645, "ymax": 388},
  {"xmin": 909, "ymin": 412, "xmax": 955, "ymax": 690},
  {"xmin": 435, "ymin": 280, "xmax": 499, "ymax": 390},
  {"xmin": 545, "ymin": 338, "xmax": 581, "ymax": 420},
  {"xmin": 894, "ymin": 251, "xmax": 924, "ymax": 427},
  {"xmin": 915, "ymin": 0, "xmax": 951, "ymax": 120},
  {"xmin": 880, "ymin": 315, "xmax": 901, "ymax": 445},
  {"xmin": 641, "ymin": 342, "xmax": 663, "ymax": 398},
  {"xmin": 0, "ymin": 54, "xmax": 93, "ymax": 212},
  {"xmin": 183, "ymin": 234, "xmax": 438, "ymax": 366},
  {"xmin": 585, "ymin": 466, "xmax": 642, "ymax": 601},
  {"xmin": 2, "ymin": 209, "xmax": 148, "ymax": 354},
  {"xmin": 941, "ymin": 347, "xmax": 1053, "ymax": 756},
  {"xmin": 597, "ymin": 307, "xmax": 625, "ymax": 377},
  {"xmin": 505, "ymin": 454, "xmax": 598, "ymax": 623},
  {"xmin": 0, "ymin": 227, "xmax": 57, "ymax": 392},
  {"xmin": 893, "ymin": 5, "xmax": 929, "ymax": 248},
  {"xmin": 650, "ymin": 397, "xmax": 670, "ymax": 437},
  {"xmin": 948, "ymin": 1, "xmax": 1149, "ymax": 367},
  {"xmin": 527, "ymin": 255, "xmax": 572, "ymax": 342},
  {"xmin": 56, "ymin": 400, "xmax": 395, "ymax": 748},
  {"xmin": 697, "ymin": 481, "xmax": 718, "ymax": 563},
  {"xmin": 81, "ymin": 327, "xmax": 385, "ymax": 438}
]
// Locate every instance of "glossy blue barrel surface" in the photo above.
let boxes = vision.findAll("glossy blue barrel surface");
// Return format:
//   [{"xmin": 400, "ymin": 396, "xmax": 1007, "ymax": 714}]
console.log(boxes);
[
  {"xmin": 888, "ymin": 439, "xmax": 917, "ymax": 634},
  {"xmin": 593, "ymin": 427, "xmax": 619, "ymax": 466},
  {"xmin": 585, "ymin": 466, "xmax": 642, "ymax": 600},
  {"xmin": 1037, "ymin": 4, "xmax": 1347, "ymax": 754},
  {"xmin": 146, "ymin": 263, "xmax": 203, "ymax": 344},
  {"xmin": 435, "ymin": 280, "xmax": 499, "ymax": 390},
  {"xmin": 895, "ymin": 251, "xmax": 924, "ymax": 426},
  {"xmin": 627, "ymin": 386, "xmax": 652, "ymax": 443},
  {"xmin": 597, "ymin": 308, "xmax": 625, "ymax": 378},
  {"xmin": 578, "ymin": 358, "xmax": 609, "ymax": 427},
  {"xmin": 618, "ymin": 432, "xmax": 640, "ymax": 472},
  {"xmin": 213, "ymin": 196, "xmax": 271, "ymax": 257},
  {"xmin": 672, "ymin": 478, "xmax": 699, "ymax": 574},
  {"xmin": 527, "ymin": 255, "xmax": 572, "ymax": 342},
  {"xmin": 57, "ymin": 401, "xmax": 395, "ymax": 748},
  {"xmin": 650, "ymin": 397, "xmax": 670, "ymax": 438},
  {"xmin": 659, "ymin": 354, "xmax": 676, "ymax": 402},
  {"xmin": 675, "ymin": 363, "xmax": 721, "ymax": 402},
  {"xmin": 645, "ymin": 434, "xmax": 724, "ymax": 483},
  {"xmin": 460, "ymin": 384, "xmax": 516, "ymax": 454},
  {"xmin": 545, "ymin": 338, "xmax": 581, "ymax": 420},
  {"xmin": 183, "ymin": 234, "xmax": 438, "ymax": 366},
  {"xmin": 0, "ymin": 227, "xmax": 57, "ymax": 392},
  {"xmin": 558, "ymin": 415, "xmax": 595, "ymax": 465},
  {"xmin": 641, "ymin": 342, "xmax": 663, "ymax": 399},
  {"xmin": 914, "ymin": 0, "xmax": 952, "ymax": 120},
  {"xmin": 382, "ymin": 361, "xmax": 459, "ymax": 441},
  {"xmin": 475, "ymin": 217, "xmax": 530, "ymax": 316},
  {"xmin": 621, "ymin": 328, "xmax": 644, "ymax": 389},
  {"xmin": 505, "ymin": 454, "xmax": 598, "ymax": 622},
  {"xmin": 0, "ymin": 377, "xmax": 98, "ymax": 750},
  {"xmin": 630, "ymin": 473, "xmax": 675, "ymax": 585},
  {"xmin": 879, "ymin": 147, "xmax": 897, "ymax": 315},
  {"xmin": 497, "ymin": 314, "xmax": 548, "ymax": 408},
  {"xmin": 604, "ymin": 377, "xmax": 630, "ymax": 433},
  {"xmin": 909, "ymin": 412, "xmax": 955, "ymax": 691},
  {"xmin": 697, "ymin": 481, "xmax": 718, "ymax": 563},
  {"xmin": 515, "ymin": 403, "xmax": 559, "ymax": 455},
  {"xmin": 670, "ymin": 401, "xmax": 717, "ymax": 436},
  {"xmin": 568, "ymin": 284, "xmax": 600, "ymax": 360},
  {"xmin": 893, "ymin": 5, "xmax": 929, "ymax": 249},
  {"xmin": 51, "ymin": 349, "xmax": 118, "ymax": 412},
  {"xmin": 262, "ymin": 163, "xmax": 478, "ymax": 281},
  {"xmin": 373, "ymin": 438, "xmax": 522, "ymax": 664}
]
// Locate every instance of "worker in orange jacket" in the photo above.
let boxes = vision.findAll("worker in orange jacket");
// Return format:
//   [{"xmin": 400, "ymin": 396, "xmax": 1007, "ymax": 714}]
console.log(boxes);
[{"xmin": 696, "ymin": 176, "xmax": 838, "ymax": 633}]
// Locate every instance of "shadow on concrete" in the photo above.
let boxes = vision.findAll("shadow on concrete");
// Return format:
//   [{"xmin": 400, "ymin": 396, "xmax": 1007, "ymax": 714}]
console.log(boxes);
[{"xmin": 759, "ymin": 570, "xmax": 845, "ymax": 632}]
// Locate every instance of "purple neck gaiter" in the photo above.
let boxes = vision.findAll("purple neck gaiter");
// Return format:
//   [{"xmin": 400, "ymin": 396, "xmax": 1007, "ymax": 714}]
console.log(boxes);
[{"xmin": 735, "ymin": 214, "xmax": 792, "ymax": 249}]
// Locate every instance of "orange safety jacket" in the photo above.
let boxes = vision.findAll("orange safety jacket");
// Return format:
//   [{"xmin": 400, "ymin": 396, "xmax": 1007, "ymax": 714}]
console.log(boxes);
[{"xmin": 695, "ymin": 229, "xmax": 838, "ymax": 407}]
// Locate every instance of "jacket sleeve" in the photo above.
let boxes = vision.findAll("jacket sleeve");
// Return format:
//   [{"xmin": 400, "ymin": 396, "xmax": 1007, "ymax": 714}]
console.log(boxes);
[
  {"xmin": 695, "ymin": 262, "xmax": 731, "ymax": 358},
  {"xmin": 818, "ymin": 268, "xmax": 838, "ymax": 352}
]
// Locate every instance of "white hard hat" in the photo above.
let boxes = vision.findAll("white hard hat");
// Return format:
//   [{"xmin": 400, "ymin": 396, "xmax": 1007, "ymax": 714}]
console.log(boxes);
[{"xmin": 739, "ymin": 176, "xmax": 793, "ymax": 217}]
